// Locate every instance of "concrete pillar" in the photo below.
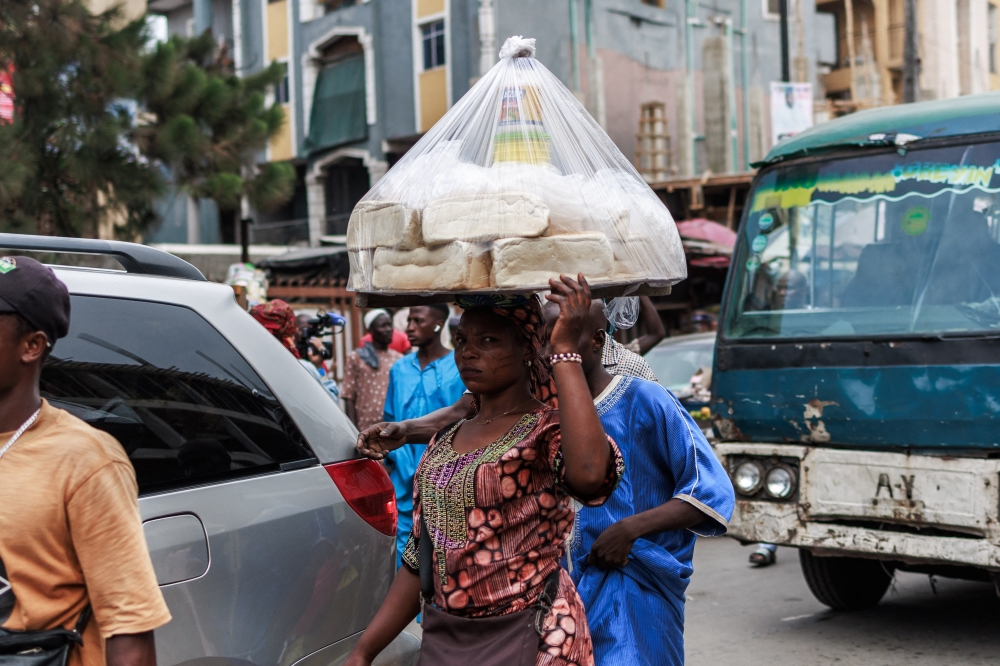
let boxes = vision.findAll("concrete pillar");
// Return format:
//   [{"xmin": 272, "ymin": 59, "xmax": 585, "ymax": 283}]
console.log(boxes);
[
  {"xmin": 186, "ymin": 196, "xmax": 200, "ymax": 245},
  {"xmin": 367, "ymin": 160, "xmax": 389, "ymax": 188},
  {"xmin": 872, "ymin": 0, "xmax": 896, "ymax": 103},
  {"xmin": 587, "ymin": 55, "xmax": 607, "ymax": 130},
  {"xmin": 702, "ymin": 36, "xmax": 734, "ymax": 175},
  {"xmin": 299, "ymin": 0, "xmax": 319, "ymax": 23},
  {"xmin": 306, "ymin": 171, "xmax": 326, "ymax": 246},
  {"xmin": 973, "ymin": 0, "xmax": 991, "ymax": 93},
  {"xmin": 749, "ymin": 84, "xmax": 767, "ymax": 162},
  {"xmin": 193, "ymin": 0, "xmax": 212, "ymax": 35},
  {"xmin": 676, "ymin": 76, "xmax": 694, "ymax": 177},
  {"xmin": 478, "ymin": 0, "xmax": 497, "ymax": 77},
  {"xmin": 231, "ymin": 0, "xmax": 242, "ymax": 69}
]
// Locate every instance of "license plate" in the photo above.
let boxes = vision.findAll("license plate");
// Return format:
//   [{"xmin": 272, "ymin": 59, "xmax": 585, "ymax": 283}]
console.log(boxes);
[{"xmin": 803, "ymin": 449, "xmax": 996, "ymax": 534}]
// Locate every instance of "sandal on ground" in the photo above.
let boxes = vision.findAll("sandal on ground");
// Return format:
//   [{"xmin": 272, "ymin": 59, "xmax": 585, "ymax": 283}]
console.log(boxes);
[{"xmin": 749, "ymin": 547, "xmax": 776, "ymax": 567}]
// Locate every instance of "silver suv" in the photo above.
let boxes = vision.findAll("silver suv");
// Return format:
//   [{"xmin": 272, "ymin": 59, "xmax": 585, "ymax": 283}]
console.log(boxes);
[{"xmin": 0, "ymin": 234, "xmax": 418, "ymax": 666}]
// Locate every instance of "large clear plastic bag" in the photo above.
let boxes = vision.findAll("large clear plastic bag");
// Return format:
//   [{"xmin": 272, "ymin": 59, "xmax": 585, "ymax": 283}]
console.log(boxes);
[{"xmin": 348, "ymin": 36, "xmax": 687, "ymax": 304}]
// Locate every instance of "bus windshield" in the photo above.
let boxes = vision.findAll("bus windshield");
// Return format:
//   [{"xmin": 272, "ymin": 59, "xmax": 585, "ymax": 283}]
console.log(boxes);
[{"xmin": 725, "ymin": 141, "xmax": 1000, "ymax": 340}]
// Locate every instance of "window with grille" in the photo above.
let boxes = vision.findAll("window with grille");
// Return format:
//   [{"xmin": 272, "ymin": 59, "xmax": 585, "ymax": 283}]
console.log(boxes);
[
  {"xmin": 421, "ymin": 20, "xmax": 446, "ymax": 70},
  {"xmin": 275, "ymin": 63, "xmax": 290, "ymax": 105}
]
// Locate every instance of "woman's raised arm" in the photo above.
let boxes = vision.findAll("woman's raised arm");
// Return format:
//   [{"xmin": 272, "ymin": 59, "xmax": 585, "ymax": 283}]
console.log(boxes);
[{"xmin": 545, "ymin": 274, "xmax": 613, "ymax": 497}]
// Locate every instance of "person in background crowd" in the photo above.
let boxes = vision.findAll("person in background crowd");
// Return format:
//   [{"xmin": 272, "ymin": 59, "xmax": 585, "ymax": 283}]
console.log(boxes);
[
  {"xmin": 381, "ymin": 304, "xmax": 466, "ymax": 567},
  {"xmin": 296, "ymin": 310, "xmax": 339, "ymax": 396},
  {"xmin": 596, "ymin": 299, "xmax": 661, "ymax": 382},
  {"xmin": 618, "ymin": 295, "xmax": 667, "ymax": 355},
  {"xmin": 749, "ymin": 543, "xmax": 778, "ymax": 567},
  {"xmin": 356, "ymin": 298, "xmax": 659, "ymax": 447},
  {"xmin": 252, "ymin": 299, "xmax": 301, "ymax": 355},
  {"xmin": 250, "ymin": 300, "xmax": 340, "ymax": 402},
  {"xmin": 306, "ymin": 341, "xmax": 334, "ymax": 379},
  {"xmin": 296, "ymin": 313, "xmax": 312, "ymax": 334},
  {"xmin": 360, "ymin": 308, "xmax": 412, "ymax": 354},
  {"xmin": 690, "ymin": 311, "xmax": 718, "ymax": 333},
  {"xmin": 342, "ymin": 309, "xmax": 403, "ymax": 431},
  {"xmin": 0, "ymin": 256, "xmax": 171, "ymax": 666},
  {"xmin": 567, "ymin": 302, "xmax": 735, "ymax": 666},
  {"xmin": 304, "ymin": 335, "xmax": 339, "ymax": 399}
]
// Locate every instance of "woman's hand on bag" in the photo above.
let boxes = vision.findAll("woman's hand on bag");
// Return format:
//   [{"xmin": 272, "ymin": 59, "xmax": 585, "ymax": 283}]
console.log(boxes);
[
  {"xmin": 357, "ymin": 421, "xmax": 408, "ymax": 460},
  {"xmin": 545, "ymin": 273, "xmax": 592, "ymax": 355}
]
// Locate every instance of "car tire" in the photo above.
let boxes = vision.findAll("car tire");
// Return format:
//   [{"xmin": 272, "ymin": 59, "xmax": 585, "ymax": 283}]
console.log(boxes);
[{"xmin": 799, "ymin": 549, "xmax": 893, "ymax": 611}]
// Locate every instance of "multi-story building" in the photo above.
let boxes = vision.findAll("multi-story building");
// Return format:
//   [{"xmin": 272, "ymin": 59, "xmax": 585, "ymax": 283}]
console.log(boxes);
[
  {"xmin": 817, "ymin": 0, "xmax": 1000, "ymax": 109},
  {"xmin": 146, "ymin": 0, "xmax": 808, "ymax": 246},
  {"xmin": 288, "ymin": 0, "xmax": 816, "ymax": 246}
]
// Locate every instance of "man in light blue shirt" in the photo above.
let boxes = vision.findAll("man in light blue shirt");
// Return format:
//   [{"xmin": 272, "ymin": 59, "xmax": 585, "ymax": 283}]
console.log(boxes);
[{"xmin": 382, "ymin": 304, "xmax": 466, "ymax": 566}]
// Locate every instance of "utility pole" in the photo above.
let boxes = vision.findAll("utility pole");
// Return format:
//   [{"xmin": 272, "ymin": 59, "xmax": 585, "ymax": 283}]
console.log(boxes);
[
  {"xmin": 902, "ymin": 0, "xmax": 919, "ymax": 102},
  {"xmin": 778, "ymin": 0, "xmax": 790, "ymax": 82},
  {"xmin": 739, "ymin": 0, "xmax": 751, "ymax": 170}
]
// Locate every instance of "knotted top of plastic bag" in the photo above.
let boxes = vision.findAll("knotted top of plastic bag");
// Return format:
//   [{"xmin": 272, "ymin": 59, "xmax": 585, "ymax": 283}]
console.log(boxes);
[
  {"xmin": 347, "ymin": 36, "xmax": 686, "ymax": 304},
  {"xmin": 498, "ymin": 36, "xmax": 536, "ymax": 60}
]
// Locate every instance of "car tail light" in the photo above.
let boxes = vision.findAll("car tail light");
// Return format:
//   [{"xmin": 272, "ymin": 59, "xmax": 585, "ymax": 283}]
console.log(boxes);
[{"xmin": 324, "ymin": 459, "xmax": 397, "ymax": 536}]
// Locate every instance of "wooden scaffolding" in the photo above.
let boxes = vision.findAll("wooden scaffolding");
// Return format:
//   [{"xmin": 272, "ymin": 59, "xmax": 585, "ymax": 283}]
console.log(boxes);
[{"xmin": 635, "ymin": 102, "xmax": 675, "ymax": 183}]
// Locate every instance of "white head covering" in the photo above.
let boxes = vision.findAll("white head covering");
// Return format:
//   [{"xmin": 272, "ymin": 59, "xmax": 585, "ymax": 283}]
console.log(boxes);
[{"xmin": 363, "ymin": 308, "xmax": 390, "ymax": 331}]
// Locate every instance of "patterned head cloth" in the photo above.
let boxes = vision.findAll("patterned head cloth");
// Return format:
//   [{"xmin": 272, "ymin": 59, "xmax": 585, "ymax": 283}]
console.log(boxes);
[
  {"xmin": 250, "ymin": 299, "xmax": 300, "ymax": 357},
  {"xmin": 455, "ymin": 294, "xmax": 552, "ymax": 405}
]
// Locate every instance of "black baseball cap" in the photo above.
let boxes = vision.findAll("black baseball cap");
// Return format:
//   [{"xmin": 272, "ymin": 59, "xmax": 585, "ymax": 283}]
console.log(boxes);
[{"xmin": 0, "ymin": 256, "xmax": 71, "ymax": 346}]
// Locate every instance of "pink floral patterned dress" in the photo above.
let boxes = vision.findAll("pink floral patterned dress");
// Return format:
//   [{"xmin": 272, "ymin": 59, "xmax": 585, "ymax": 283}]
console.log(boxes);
[{"xmin": 401, "ymin": 406, "xmax": 624, "ymax": 666}]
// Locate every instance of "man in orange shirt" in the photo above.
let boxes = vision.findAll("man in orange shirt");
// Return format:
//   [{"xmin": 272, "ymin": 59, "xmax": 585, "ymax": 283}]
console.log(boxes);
[{"xmin": 0, "ymin": 256, "xmax": 172, "ymax": 666}]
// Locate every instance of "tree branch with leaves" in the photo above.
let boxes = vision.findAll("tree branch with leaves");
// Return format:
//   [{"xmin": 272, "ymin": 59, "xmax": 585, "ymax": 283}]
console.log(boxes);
[{"xmin": 137, "ymin": 32, "xmax": 294, "ymax": 242}]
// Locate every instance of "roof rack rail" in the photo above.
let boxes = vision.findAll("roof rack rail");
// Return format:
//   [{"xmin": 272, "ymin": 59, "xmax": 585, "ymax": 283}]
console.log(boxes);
[{"xmin": 0, "ymin": 234, "xmax": 206, "ymax": 281}]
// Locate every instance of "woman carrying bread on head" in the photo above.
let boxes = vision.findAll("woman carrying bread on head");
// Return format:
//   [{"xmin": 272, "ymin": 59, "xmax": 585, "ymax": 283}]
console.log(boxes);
[{"xmin": 344, "ymin": 274, "xmax": 623, "ymax": 666}]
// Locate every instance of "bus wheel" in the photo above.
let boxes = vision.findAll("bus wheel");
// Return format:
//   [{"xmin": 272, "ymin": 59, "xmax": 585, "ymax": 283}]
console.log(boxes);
[{"xmin": 799, "ymin": 549, "xmax": 893, "ymax": 611}]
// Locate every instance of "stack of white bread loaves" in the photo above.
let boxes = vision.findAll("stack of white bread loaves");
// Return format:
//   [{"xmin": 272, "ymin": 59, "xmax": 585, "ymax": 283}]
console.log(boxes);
[{"xmin": 346, "ymin": 36, "xmax": 686, "ymax": 297}]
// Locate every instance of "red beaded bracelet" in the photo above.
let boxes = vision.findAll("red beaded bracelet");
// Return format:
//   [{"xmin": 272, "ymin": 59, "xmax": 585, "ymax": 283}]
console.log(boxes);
[{"xmin": 549, "ymin": 352, "xmax": 583, "ymax": 365}]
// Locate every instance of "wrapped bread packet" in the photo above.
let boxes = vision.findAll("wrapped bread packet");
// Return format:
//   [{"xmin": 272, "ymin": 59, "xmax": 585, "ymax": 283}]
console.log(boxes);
[{"xmin": 349, "ymin": 36, "xmax": 686, "ymax": 304}]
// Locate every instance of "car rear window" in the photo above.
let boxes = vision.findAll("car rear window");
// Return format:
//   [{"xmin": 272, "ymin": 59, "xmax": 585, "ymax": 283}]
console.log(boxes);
[
  {"xmin": 644, "ymin": 338, "xmax": 715, "ymax": 392},
  {"xmin": 40, "ymin": 296, "xmax": 314, "ymax": 494}
]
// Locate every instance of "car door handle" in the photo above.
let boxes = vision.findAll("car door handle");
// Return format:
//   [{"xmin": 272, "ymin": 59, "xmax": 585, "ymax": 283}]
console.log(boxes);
[{"xmin": 143, "ymin": 513, "xmax": 210, "ymax": 586}]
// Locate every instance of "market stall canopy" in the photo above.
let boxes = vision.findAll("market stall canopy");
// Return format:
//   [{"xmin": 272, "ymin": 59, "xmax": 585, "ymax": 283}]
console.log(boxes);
[
  {"xmin": 676, "ymin": 219, "xmax": 735, "ymax": 268},
  {"xmin": 257, "ymin": 246, "xmax": 351, "ymax": 285}
]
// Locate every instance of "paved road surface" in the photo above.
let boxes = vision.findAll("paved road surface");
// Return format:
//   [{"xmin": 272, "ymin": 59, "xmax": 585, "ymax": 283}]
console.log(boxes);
[{"xmin": 687, "ymin": 537, "xmax": 1000, "ymax": 665}]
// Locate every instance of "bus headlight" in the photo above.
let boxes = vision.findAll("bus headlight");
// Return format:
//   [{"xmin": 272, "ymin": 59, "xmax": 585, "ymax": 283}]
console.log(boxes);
[
  {"xmin": 734, "ymin": 461, "xmax": 764, "ymax": 495},
  {"xmin": 765, "ymin": 466, "xmax": 796, "ymax": 499}
]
